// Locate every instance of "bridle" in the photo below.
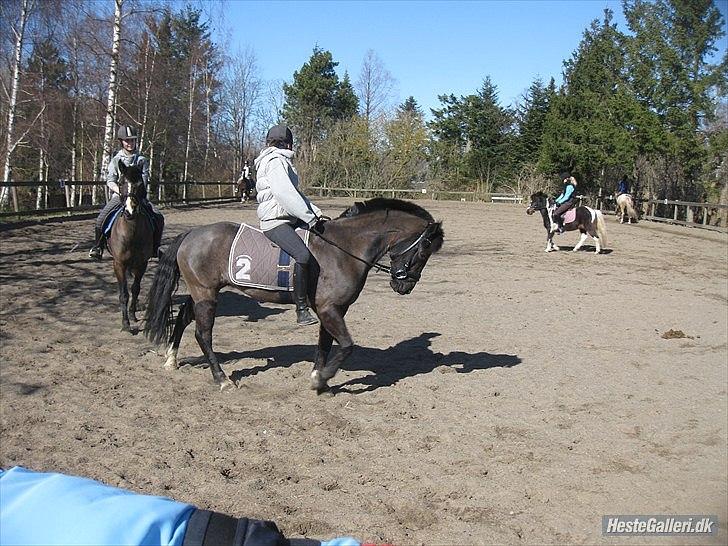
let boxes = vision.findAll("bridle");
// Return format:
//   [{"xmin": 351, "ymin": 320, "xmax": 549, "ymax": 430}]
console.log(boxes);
[
  {"xmin": 387, "ymin": 226, "xmax": 433, "ymax": 281},
  {"xmin": 313, "ymin": 222, "xmax": 436, "ymax": 281}
]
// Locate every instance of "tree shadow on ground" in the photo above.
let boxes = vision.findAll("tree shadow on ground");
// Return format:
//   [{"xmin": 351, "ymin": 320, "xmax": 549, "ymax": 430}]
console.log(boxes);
[{"xmin": 202, "ymin": 332, "xmax": 522, "ymax": 394}]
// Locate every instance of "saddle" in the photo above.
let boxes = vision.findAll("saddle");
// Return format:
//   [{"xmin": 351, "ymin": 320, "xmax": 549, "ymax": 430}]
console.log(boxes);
[
  {"xmin": 228, "ymin": 224, "xmax": 310, "ymax": 291},
  {"xmin": 103, "ymin": 202, "xmax": 158, "ymax": 237}
]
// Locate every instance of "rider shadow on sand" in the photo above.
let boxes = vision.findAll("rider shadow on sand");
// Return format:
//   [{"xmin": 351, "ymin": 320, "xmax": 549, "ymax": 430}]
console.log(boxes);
[{"xmin": 185, "ymin": 332, "xmax": 521, "ymax": 395}]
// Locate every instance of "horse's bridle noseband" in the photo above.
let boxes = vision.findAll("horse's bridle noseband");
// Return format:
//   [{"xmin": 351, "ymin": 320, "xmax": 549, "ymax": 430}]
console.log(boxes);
[{"xmin": 388, "ymin": 225, "xmax": 434, "ymax": 281}]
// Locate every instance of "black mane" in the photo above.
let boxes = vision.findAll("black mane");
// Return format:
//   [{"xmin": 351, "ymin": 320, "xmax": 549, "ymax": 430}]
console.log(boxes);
[{"xmin": 339, "ymin": 198, "xmax": 435, "ymax": 223}]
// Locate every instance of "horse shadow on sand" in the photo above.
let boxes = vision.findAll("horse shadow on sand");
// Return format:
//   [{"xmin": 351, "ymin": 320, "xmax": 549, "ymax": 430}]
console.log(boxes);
[{"xmin": 179, "ymin": 330, "xmax": 521, "ymax": 394}]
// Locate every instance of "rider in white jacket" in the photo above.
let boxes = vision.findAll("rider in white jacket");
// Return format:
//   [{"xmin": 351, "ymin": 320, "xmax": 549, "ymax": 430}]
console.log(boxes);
[{"xmin": 254, "ymin": 125, "xmax": 323, "ymax": 326}]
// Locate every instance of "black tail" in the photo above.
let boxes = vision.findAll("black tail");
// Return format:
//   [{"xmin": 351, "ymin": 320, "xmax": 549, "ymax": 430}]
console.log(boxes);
[{"xmin": 144, "ymin": 232, "xmax": 189, "ymax": 346}]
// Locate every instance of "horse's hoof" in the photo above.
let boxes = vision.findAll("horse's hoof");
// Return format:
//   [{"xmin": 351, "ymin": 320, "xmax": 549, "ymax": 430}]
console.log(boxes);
[
  {"xmin": 317, "ymin": 387, "xmax": 334, "ymax": 398},
  {"xmin": 121, "ymin": 325, "xmax": 131, "ymax": 333},
  {"xmin": 219, "ymin": 378, "xmax": 235, "ymax": 392},
  {"xmin": 310, "ymin": 370, "xmax": 326, "ymax": 391},
  {"xmin": 163, "ymin": 360, "xmax": 178, "ymax": 371}
]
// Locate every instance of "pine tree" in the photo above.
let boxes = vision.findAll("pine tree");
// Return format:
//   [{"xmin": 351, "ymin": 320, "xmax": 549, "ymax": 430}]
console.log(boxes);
[{"xmin": 282, "ymin": 47, "xmax": 359, "ymax": 160}]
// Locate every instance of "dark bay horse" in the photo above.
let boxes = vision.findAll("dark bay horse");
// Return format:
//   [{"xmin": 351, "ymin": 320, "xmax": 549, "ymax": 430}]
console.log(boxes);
[
  {"xmin": 144, "ymin": 198, "xmax": 444, "ymax": 392},
  {"xmin": 526, "ymin": 191, "xmax": 607, "ymax": 254},
  {"xmin": 108, "ymin": 162, "xmax": 155, "ymax": 331}
]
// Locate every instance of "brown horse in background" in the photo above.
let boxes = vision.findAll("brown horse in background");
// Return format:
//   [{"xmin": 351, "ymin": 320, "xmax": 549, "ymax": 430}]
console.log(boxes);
[
  {"xmin": 107, "ymin": 162, "xmax": 155, "ymax": 332},
  {"xmin": 144, "ymin": 198, "xmax": 444, "ymax": 393}
]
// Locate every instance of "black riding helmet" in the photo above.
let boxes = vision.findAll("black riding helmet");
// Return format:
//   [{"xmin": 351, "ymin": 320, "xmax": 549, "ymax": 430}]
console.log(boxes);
[
  {"xmin": 266, "ymin": 125, "xmax": 293, "ymax": 147},
  {"xmin": 117, "ymin": 125, "xmax": 138, "ymax": 140}
]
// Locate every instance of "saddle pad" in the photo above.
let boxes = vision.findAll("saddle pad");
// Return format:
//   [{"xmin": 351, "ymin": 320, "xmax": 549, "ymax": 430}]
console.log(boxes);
[
  {"xmin": 228, "ymin": 224, "xmax": 310, "ymax": 291},
  {"xmin": 562, "ymin": 208, "xmax": 577, "ymax": 224},
  {"xmin": 103, "ymin": 205, "xmax": 155, "ymax": 236},
  {"xmin": 102, "ymin": 207, "xmax": 123, "ymax": 236}
]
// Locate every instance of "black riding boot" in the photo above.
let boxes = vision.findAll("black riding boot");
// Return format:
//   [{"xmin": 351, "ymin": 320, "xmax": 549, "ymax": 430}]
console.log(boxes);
[
  {"xmin": 294, "ymin": 263, "xmax": 318, "ymax": 326},
  {"xmin": 89, "ymin": 226, "xmax": 105, "ymax": 260}
]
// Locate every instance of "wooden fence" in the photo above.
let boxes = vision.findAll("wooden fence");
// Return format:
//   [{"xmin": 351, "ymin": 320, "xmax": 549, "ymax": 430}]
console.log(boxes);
[
  {"xmin": 309, "ymin": 186, "xmax": 524, "ymax": 203},
  {"xmin": 588, "ymin": 194, "xmax": 728, "ymax": 233},
  {"xmin": 0, "ymin": 180, "xmax": 239, "ymax": 221},
  {"xmin": 2, "ymin": 180, "xmax": 725, "ymax": 233}
]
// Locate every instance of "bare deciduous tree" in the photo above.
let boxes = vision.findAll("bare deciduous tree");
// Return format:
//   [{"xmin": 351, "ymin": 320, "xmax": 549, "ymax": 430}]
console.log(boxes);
[{"xmin": 356, "ymin": 49, "xmax": 396, "ymax": 126}]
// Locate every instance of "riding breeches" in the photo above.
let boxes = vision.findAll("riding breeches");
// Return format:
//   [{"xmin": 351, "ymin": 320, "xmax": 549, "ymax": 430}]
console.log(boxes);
[
  {"xmin": 263, "ymin": 223, "xmax": 311, "ymax": 265},
  {"xmin": 95, "ymin": 194, "xmax": 122, "ymax": 231}
]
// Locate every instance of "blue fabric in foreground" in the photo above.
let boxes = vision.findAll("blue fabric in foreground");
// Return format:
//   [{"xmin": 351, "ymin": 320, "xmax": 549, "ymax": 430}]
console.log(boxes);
[{"xmin": 0, "ymin": 466, "xmax": 194, "ymax": 546}]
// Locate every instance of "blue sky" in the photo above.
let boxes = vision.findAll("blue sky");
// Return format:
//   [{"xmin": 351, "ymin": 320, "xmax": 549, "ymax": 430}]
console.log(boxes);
[{"xmin": 215, "ymin": 0, "xmax": 728, "ymax": 117}]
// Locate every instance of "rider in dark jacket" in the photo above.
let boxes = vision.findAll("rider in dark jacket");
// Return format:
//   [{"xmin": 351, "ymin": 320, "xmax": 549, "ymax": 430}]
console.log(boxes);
[{"xmin": 616, "ymin": 175, "xmax": 630, "ymax": 196}]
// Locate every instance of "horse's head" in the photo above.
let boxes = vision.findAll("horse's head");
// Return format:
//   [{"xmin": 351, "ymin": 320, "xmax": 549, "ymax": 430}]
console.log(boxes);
[
  {"xmin": 118, "ymin": 162, "xmax": 145, "ymax": 217},
  {"xmin": 387, "ymin": 220, "xmax": 444, "ymax": 295},
  {"xmin": 526, "ymin": 191, "xmax": 549, "ymax": 215}
]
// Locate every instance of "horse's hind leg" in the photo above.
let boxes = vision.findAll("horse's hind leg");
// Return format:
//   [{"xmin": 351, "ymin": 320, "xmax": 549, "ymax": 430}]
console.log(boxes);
[
  {"xmin": 165, "ymin": 296, "xmax": 194, "ymax": 370},
  {"xmin": 193, "ymin": 299, "xmax": 234, "ymax": 390},
  {"xmin": 114, "ymin": 261, "xmax": 131, "ymax": 332}
]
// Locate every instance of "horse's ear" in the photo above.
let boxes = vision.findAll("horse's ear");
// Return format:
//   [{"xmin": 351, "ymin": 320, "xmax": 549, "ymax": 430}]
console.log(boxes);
[{"xmin": 118, "ymin": 161, "xmax": 128, "ymax": 176}]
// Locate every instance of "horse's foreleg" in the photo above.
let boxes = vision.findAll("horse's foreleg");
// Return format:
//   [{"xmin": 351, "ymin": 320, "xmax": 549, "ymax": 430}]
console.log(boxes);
[
  {"xmin": 573, "ymin": 231, "xmax": 588, "ymax": 252},
  {"xmin": 165, "ymin": 296, "xmax": 194, "ymax": 370},
  {"xmin": 193, "ymin": 299, "xmax": 233, "ymax": 390},
  {"xmin": 311, "ymin": 325, "xmax": 335, "ymax": 391},
  {"xmin": 311, "ymin": 305, "xmax": 353, "ymax": 393},
  {"xmin": 129, "ymin": 264, "xmax": 147, "ymax": 324},
  {"xmin": 114, "ymin": 261, "xmax": 131, "ymax": 332}
]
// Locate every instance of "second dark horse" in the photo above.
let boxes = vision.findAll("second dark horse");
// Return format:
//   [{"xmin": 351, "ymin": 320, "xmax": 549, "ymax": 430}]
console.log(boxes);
[
  {"xmin": 108, "ymin": 162, "xmax": 155, "ymax": 332},
  {"xmin": 144, "ymin": 198, "xmax": 444, "ymax": 392}
]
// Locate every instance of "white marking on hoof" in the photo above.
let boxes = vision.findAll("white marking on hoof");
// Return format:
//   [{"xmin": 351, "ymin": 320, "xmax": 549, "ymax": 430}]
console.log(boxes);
[
  {"xmin": 164, "ymin": 346, "xmax": 178, "ymax": 370},
  {"xmin": 310, "ymin": 370, "xmax": 324, "ymax": 390},
  {"xmin": 219, "ymin": 377, "xmax": 235, "ymax": 392}
]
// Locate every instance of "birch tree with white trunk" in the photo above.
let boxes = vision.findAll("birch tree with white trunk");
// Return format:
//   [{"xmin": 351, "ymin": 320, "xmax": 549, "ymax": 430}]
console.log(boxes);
[{"xmin": 1, "ymin": 0, "xmax": 34, "ymax": 208}]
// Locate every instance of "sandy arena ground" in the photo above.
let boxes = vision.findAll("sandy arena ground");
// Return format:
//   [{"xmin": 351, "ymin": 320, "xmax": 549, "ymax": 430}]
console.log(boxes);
[{"xmin": 1, "ymin": 198, "xmax": 726, "ymax": 545}]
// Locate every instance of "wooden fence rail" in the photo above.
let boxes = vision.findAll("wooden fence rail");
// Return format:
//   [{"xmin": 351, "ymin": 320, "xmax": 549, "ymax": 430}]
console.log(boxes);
[
  {"xmin": 309, "ymin": 186, "xmax": 524, "ymax": 203},
  {"xmin": 2, "ymin": 181, "xmax": 725, "ymax": 232},
  {"xmin": 0, "ymin": 180, "xmax": 239, "ymax": 221}
]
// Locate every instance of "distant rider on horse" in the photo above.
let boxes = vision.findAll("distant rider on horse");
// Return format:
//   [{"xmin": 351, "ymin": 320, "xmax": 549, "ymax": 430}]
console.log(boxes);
[
  {"xmin": 254, "ymin": 125, "xmax": 323, "ymax": 326},
  {"xmin": 616, "ymin": 174, "xmax": 630, "ymax": 196},
  {"xmin": 236, "ymin": 160, "xmax": 254, "ymax": 202},
  {"xmin": 551, "ymin": 171, "xmax": 578, "ymax": 233},
  {"xmin": 88, "ymin": 125, "xmax": 164, "ymax": 260}
]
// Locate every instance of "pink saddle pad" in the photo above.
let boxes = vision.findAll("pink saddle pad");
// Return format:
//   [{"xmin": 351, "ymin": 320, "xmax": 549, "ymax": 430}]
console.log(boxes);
[
  {"xmin": 227, "ymin": 224, "xmax": 310, "ymax": 291},
  {"xmin": 562, "ymin": 208, "xmax": 577, "ymax": 224}
]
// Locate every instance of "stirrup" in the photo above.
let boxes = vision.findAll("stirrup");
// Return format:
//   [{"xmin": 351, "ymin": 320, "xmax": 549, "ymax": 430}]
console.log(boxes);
[
  {"xmin": 89, "ymin": 247, "xmax": 103, "ymax": 260},
  {"xmin": 296, "ymin": 308, "xmax": 318, "ymax": 326}
]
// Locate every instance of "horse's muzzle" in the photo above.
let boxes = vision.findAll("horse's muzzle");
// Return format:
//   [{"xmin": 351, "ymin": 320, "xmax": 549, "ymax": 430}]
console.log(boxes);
[
  {"xmin": 390, "ymin": 279, "xmax": 416, "ymax": 295},
  {"xmin": 526, "ymin": 207, "xmax": 535, "ymax": 215}
]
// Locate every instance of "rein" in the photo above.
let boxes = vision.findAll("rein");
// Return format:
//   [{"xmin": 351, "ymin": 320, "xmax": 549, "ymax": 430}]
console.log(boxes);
[
  {"xmin": 312, "ymin": 230, "xmax": 391, "ymax": 274},
  {"xmin": 312, "ymin": 222, "xmax": 434, "ymax": 276}
]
